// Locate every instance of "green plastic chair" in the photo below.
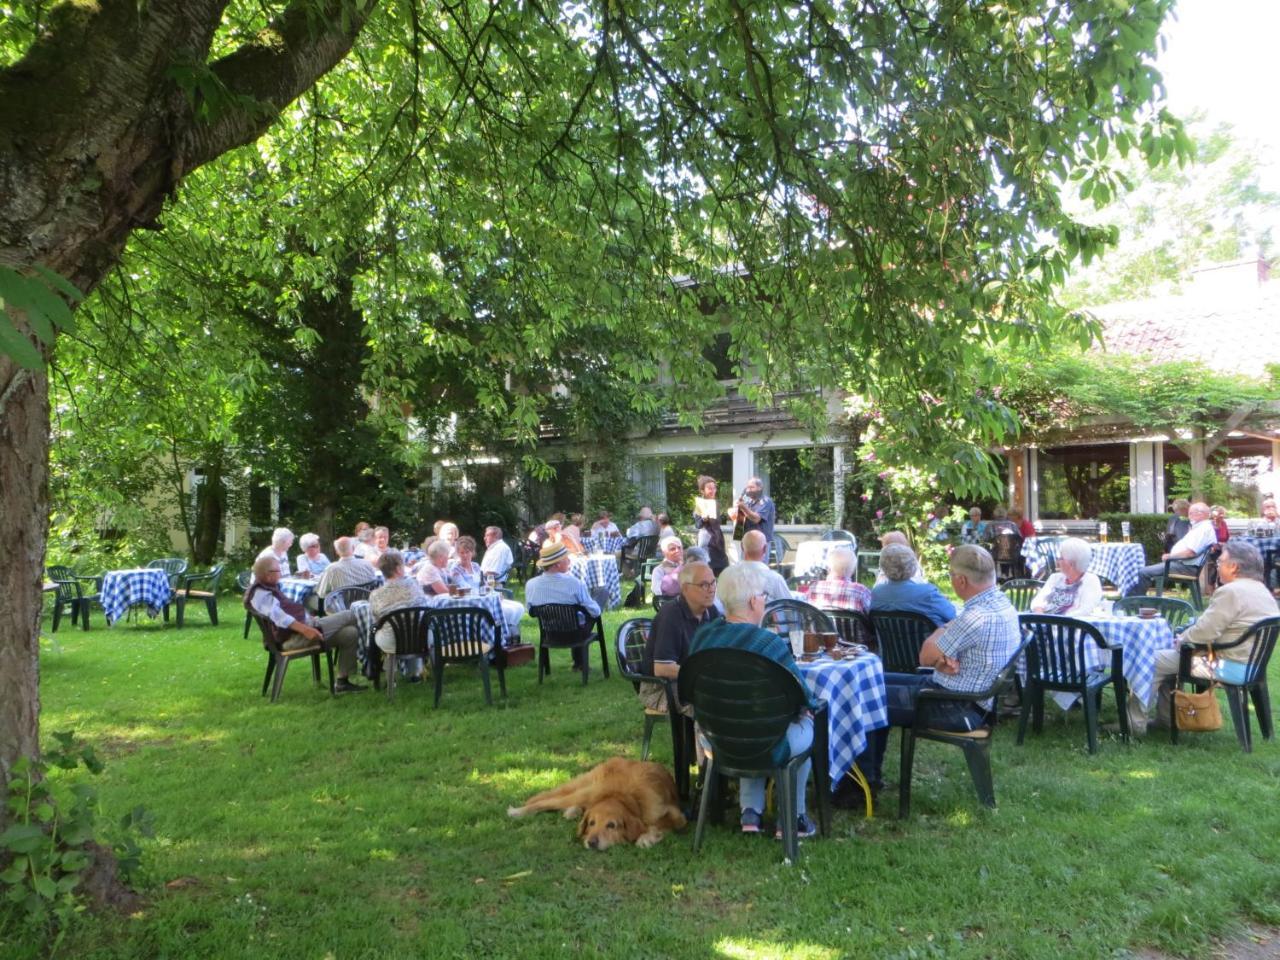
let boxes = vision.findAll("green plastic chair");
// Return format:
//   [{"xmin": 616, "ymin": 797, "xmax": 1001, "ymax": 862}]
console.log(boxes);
[
  {"xmin": 1000, "ymin": 578, "xmax": 1043, "ymax": 613},
  {"xmin": 868, "ymin": 610, "xmax": 936, "ymax": 673},
  {"xmin": 678, "ymin": 648, "xmax": 831, "ymax": 862},
  {"xmin": 236, "ymin": 571, "xmax": 253, "ymax": 638},
  {"xmin": 46, "ymin": 564, "xmax": 100, "ymax": 632},
  {"xmin": 1016, "ymin": 615, "xmax": 1129, "ymax": 755},
  {"xmin": 1171, "ymin": 616, "xmax": 1279, "ymax": 752},
  {"xmin": 615, "ymin": 617, "xmax": 696, "ymax": 802},
  {"xmin": 174, "ymin": 564, "xmax": 225, "ymax": 627},
  {"xmin": 1111, "ymin": 596, "xmax": 1196, "ymax": 632},
  {"xmin": 898, "ymin": 635, "xmax": 1031, "ymax": 818}
]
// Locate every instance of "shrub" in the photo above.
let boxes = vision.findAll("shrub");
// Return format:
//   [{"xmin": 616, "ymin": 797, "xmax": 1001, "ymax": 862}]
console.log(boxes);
[{"xmin": 1097, "ymin": 512, "xmax": 1168, "ymax": 562}]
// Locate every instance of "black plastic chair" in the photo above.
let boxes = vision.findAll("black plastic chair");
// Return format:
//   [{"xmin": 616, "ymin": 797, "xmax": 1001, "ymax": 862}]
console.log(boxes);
[
  {"xmin": 1033, "ymin": 536, "xmax": 1064, "ymax": 577},
  {"xmin": 323, "ymin": 581, "xmax": 378, "ymax": 615},
  {"xmin": 173, "ymin": 564, "xmax": 225, "ymax": 627},
  {"xmin": 761, "ymin": 599, "xmax": 834, "ymax": 637},
  {"xmin": 622, "ymin": 534, "xmax": 660, "ymax": 580},
  {"xmin": 856, "ymin": 550, "xmax": 881, "ymax": 587},
  {"xmin": 1016, "ymin": 614, "xmax": 1128, "ymax": 754},
  {"xmin": 528, "ymin": 603, "xmax": 610, "ymax": 684},
  {"xmin": 503, "ymin": 537, "xmax": 526, "ymax": 584},
  {"xmin": 898, "ymin": 636, "xmax": 1031, "ymax": 818},
  {"xmin": 252, "ymin": 612, "xmax": 333, "ymax": 704},
  {"xmin": 678, "ymin": 648, "xmax": 831, "ymax": 862},
  {"xmin": 827, "ymin": 609, "xmax": 876, "ymax": 650},
  {"xmin": 147, "ymin": 558, "xmax": 188, "ymax": 610},
  {"xmin": 371, "ymin": 605, "xmax": 431, "ymax": 700},
  {"xmin": 237, "ymin": 571, "xmax": 254, "ymax": 638},
  {"xmin": 47, "ymin": 565, "xmax": 100, "ymax": 632},
  {"xmin": 1154, "ymin": 544, "xmax": 1213, "ymax": 611},
  {"xmin": 1111, "ymin": 596, "xmax": 1197, "ymax": 632},
  {"xmin": 1000, "ymin": 578, "xmax": 1044, "ymax": 613},
  {"xmin": 426, "ymin": 606, "xmax": 506, "ymax": 707},
  {"xmin": 1171, "ymin": 616, "xmax": 1279, "ymax": 752},
  {"xmin": 869, "ymin": 610, "xmax": 937, "ymax": 673}
]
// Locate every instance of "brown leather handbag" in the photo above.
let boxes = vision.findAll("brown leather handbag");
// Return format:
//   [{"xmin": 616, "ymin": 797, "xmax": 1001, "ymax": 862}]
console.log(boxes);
[{"xmin": 1173, "ymin": 645, "xmax": 1223, "ymax": 732}]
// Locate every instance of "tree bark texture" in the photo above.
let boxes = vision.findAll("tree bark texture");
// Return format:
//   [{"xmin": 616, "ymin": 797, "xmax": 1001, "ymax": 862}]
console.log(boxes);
[{"xmin": 0, "ymin": 0, "xmax": 375, "ymax": 825}]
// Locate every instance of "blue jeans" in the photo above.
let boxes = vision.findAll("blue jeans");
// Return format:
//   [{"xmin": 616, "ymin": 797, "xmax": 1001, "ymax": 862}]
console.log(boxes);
[
  {"xmin": 739, "ymin": 715, "xmax": 814, "ymax": 817},
  {"xmin": 855, "ymin": 673, "xmax": 988, "ymax": 786}
]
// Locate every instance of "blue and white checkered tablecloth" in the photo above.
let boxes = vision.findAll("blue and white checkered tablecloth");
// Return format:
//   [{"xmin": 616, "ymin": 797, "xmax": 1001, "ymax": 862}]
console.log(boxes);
[
  {"xmin": 351, "ymin": 593, "xmax": 508, "ymax": 676},
  {"xmin": 279, "ymin": 577, "xmax": 317, "ymax": 605},
  {"xmin": 1021, "ymin": 540, "xmax": 1145, "ymax": 595},
  {"xmin": 1017, "ymin": 614, "xmax": 1176, "ymax": 709},
  {"xmin": 798, "ymin": 653, "xmax": 888, "ymax": 792},
  {"xmin": 582, "ymin": 534, "xmax": 626, "ymax": 554},
  {"xmin": 99, "ymin": 568, "xmax": 173, "ymax": 625},
  {"xmin": 571, "ymin": 554, "xmax": 622, "ymax": 609}
]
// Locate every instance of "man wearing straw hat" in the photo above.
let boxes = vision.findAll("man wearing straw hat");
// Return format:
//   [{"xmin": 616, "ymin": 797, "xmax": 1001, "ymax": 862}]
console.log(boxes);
[{"xmin": 525, "ymin": 539, "xmax": 603, "ymax": 669}]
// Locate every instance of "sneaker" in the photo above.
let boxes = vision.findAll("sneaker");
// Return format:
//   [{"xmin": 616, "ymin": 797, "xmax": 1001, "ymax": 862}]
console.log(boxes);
[
  {"xmin": 334, "ymin": 678, "xmax": 367, "ymax": 694},
  {"xmin": 775, "ymin": 814, "xmax": 818, "ymax": 840},
  {"xmin": 740, "ymin": 808, "xmax": 763, "ymax": 834}
]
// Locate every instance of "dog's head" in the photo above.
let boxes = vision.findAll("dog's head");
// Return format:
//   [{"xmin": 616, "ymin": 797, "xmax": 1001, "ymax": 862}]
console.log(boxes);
[{"xmin": 577, "ymin": 797, "xmax": 644, "ymax": 851}]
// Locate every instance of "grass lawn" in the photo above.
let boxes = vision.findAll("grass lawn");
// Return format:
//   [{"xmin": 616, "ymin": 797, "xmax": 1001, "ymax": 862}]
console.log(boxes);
[{"xmin": 5, "ymin": 595, "xmax": 1280, "ymax": 959}]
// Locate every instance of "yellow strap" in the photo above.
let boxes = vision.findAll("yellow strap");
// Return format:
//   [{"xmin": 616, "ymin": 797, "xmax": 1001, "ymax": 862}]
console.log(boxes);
[{"xmin": 844, "ymin": 766, "xmax": 875, "ymax": 818}]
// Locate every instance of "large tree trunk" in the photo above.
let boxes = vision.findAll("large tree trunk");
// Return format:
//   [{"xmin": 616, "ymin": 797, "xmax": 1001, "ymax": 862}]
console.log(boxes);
[{"xmin": 0, "ymin": 0, "xmax": 375, "ymax": 828}]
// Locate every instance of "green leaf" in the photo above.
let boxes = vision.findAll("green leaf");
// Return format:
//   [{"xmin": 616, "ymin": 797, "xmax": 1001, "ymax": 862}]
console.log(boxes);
[
  {"xmin": 0, "ymin": 311, "xmax": 44, "ymax": 368},
  {"xmin": 33, "ymin": 875, "xmax": 57, "ymax": 900},
  {"xmin": 31, "ymin": 265, "xmax": 84, "ymax": 305}
]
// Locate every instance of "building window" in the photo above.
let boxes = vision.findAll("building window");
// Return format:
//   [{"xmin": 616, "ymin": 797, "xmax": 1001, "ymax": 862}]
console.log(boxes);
[
  {"xmin": 702, "ymin": 332, "xmax": 738, "ymax": 382},
  {"xmin": 756, "ymin": 447, "xmax": 833, "ymax": 524},
  {"xmin": 248, "ymin": 483, "xmax": 274, "ymax": 532},
  {"xmin": 1163, "ymin": 438, "xmax": 1274, "ymax": 514},
  {"xmin": 1036, "ymin": 445, "xmax": 1130, "ymax": 519}
]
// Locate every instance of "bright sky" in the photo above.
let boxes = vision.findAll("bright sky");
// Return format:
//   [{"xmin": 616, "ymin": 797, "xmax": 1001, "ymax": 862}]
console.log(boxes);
[{"xmin": 1157, "ymin": 0, "xmax": 1280, "ymax": 188}]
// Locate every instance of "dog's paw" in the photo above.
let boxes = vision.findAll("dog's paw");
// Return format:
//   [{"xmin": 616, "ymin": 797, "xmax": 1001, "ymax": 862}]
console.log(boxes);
[
  {"xmin": 635, "ymin": 830, "xmax": 664, "ymax": 849},
  {"xmin": 561, "ymin": 806, "xmax": 582, "ymax": 819},
  {"xmin": 507, "ymin": 806, "xmax": 525, "ymax": 818}
]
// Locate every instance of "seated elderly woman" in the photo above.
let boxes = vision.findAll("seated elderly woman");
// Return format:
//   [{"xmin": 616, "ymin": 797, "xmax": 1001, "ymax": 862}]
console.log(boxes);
[
  {"xmin": 806, "ymin": 546, "xmax": 871, "ymax": 612},
  {"xmin": 294, "ymin": 532, "xmax": 331, "ymax": 578},
  {"xmin": 651, "ymin": 536, "xmax": 684, "ymax": 598},
  {"xmin": 370, "ymin": 549, "xmax": 429, "ymax": 677},
  {"xmin": 1030, "ymin": 537, "xmax": 1102, "ymax": 615},
  {"xmin": 869, "ymin": 544, "xmax": 956, "ymax": 626},
  {"xmin": 448, "ymin": 536, "xmax": 485, "ymax": 591},
  {"xmin": 415, "ymin": 539, "xmax": 453, "ymax": 596}
]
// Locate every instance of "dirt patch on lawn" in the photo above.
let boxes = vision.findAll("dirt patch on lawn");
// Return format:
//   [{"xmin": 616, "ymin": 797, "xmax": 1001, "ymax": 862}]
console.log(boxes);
[{"xmin": 1136, "ymin": 925, "xmax": 1280, "ymax": 959}]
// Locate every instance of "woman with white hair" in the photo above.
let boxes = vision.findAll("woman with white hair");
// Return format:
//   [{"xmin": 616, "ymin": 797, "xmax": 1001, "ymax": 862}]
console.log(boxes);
[
  {"xmin": 1030, "ymin": 537, "xmax": 1102, "ymax": 615},
  {"xmin": 806, "ymin": 546, "xmax": 871, "ymax": 612},
  {"xmin": 370, "ymin": 549, "xmax": 428, "ymax": 667},
  {"xmin": 688, "ymin": 562, "xmax": 820, "ymax": 839},
  {"xmin": 651, "ymin": 537, "xmax": 684, "ymax": 597},
  {"xmin": 294, "ymin": 533, "xmax": 330, "ymax": 578},
  {"xmin": 415, "ymin": 539, "xmax": 453, "ymax": 596},
  {"xmin": 257, "ymin": 527, "xmax": 294, "ymax": 579}
]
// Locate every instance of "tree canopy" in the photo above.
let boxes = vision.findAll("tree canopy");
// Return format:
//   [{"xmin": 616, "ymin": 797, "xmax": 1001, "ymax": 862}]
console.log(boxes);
[{"xmin": 1, "ymin": 0, "xmax": 1190, "ymax": 821}]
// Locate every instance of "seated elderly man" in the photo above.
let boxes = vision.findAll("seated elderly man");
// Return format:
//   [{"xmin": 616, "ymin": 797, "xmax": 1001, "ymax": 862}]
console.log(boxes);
[
  {"xmin": 855, "ymin": 545, "xmax": 1019, "ymax": 795},
  {"xmin": 526, "ymin": 539, "xmax": 602, "ymax": 668},
  {"xmin": 739, "ymin": 530, "xmax": 790, "ymax": 603},
  {"xmin": 959, "ymin": 507, "xmax": 987, "ymax": 545},
  {"xmin": 625, "ymin": 507, "xmax": 657, "ymax": 540},
  {"xmin": 651, "ymin": 537, "xmax": 685, "ymax": 599},
  {"xmin": 1262, "ymin": 497, "xmax": 1279, "ymax": 524},
  {"xmin": 352, "ymin": 526, "xmax": 378, "ymax": 561},
  {"xmin": 870, "ymin": 544, "xmax": 955, "ymax": 626},
  {"xmin": 1030, "ymin": 537, "xmax": 1101, "ymax": 615},
  {"xmin": 294, "ymin": 532, "xmax": 330, "ymax": 578},
  {"xmin": 1127, "ymin": 501, "xmax": 1216, "ymax": 597},
  {"xmin": 689, "ymin": 562, "xmax": 820, "ymax": 839},
  {"xmin": 370, "ymin": 549, "xmax": 428, "ymax": 681},
  {"xmin": 1140, "ymin": 541, "xmax": 1279, "ymax": 733},
  {"xmin": 806, "ymin": 544, "xmax": 870, "ymax": 612},
  {"xmin": 874, "ymin": 531, "xmax": 926, "ymax": 585},
  {"xmin": 256, "ymin": 527, "xmax": 294, "ymax": 579},
  {"xmin": 244, "ymin": 555, "xmax": 366, "ymax": 693},
  {"xmin": 480, "ymin": 526, "xmax": 514, "ymax": 583},
  {"xmin": 640, "ymin": 562, "xmax": 719, "ymax": 714},
  {"xmin": 315, "ymin": 536, "xmax": 380, "ymax": 606}
]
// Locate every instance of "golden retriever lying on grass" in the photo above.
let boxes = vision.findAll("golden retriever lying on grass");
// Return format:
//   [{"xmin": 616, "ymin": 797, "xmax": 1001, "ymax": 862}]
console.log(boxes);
[{"xmin": 508, "ymin": 757, "xmax": 687, "ymax": 851}]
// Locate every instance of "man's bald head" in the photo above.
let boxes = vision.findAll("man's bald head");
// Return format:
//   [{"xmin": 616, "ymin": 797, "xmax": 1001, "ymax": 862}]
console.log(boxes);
[
  {"xmin": 741, "ymin": 529, "xmax": 768, "ymax": 561},
  {"xmin": 1189, "ymin": 502, "xmax": 1211, "ymax": 522},
  {"xmin": 879, "ymin": 530, "xmax": 909, "ymax": 548}
]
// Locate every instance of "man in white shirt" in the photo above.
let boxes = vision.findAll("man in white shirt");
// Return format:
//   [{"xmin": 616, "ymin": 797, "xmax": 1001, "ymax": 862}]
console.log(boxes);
[
  {"xmin": 1126, "ymin": 501, "xmax": 1216, "ymax": 597},
  {"xmin": 740, "ymin": 530, "xmax": 790, "ymax": 603},
  {"xmin": 480, "ymin": 526, "xmax": 514, "ymax": 582},
  {"xmin": 625, "ymin": 507, "xmax": 658, "ymax": 540}
]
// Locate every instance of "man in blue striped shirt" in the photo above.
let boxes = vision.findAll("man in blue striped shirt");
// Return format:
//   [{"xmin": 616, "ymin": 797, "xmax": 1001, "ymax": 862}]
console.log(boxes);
[{"xmin": 855, "ymin": 545, "xmax": 1020, "ymax": 797}]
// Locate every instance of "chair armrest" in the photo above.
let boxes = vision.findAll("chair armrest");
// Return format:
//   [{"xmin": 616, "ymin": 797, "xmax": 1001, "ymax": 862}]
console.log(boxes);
[
  {"xmin": 1179, "ymin": 633, "xmax": 1250, "ymax": 654},
  {"xmin": 180, "ymin": 571, "xmax": 215, "ymax": 590}
]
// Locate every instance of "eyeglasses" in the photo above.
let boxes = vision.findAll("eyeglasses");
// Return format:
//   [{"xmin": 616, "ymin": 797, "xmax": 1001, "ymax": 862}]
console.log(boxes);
[{"xmin": 692, "ymin": 580, "xmax": 717, "ymax": 590}]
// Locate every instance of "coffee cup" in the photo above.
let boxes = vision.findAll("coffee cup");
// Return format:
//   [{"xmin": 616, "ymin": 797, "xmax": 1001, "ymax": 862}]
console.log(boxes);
[
  {"xmin": 803, "ymin": 632, "xmax": 821, "ymax": 655},
  {"xmin": 1138, "ymin": 607, "xmax": 1158, "ymax": 619}
]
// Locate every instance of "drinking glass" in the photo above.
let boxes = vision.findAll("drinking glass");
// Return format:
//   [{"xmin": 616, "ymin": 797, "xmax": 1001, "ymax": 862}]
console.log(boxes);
[
  {"xmin": 1121, "ymin": 521, "xmax": 1131, "ymax": 543},
  {"xmin": 789, "ymin": 629, "xmax": 804, "ymax": 658}
]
